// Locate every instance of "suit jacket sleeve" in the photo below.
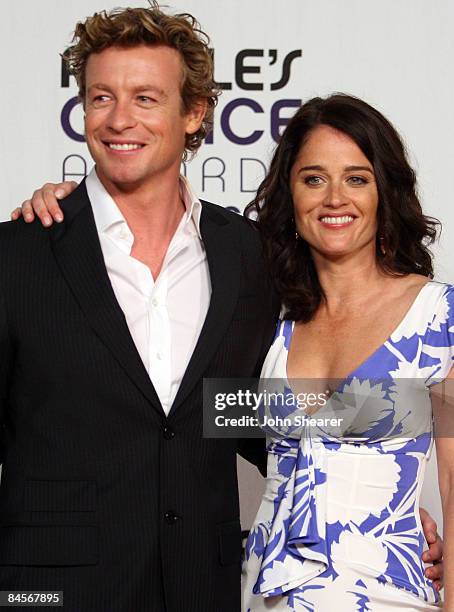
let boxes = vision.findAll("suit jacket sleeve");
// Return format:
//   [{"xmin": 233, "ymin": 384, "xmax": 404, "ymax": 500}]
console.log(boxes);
[
  {"xmin": 0, "ymin": 291, "xmax": 12, "ymax": 464},
  {"xmin": 237, "ymin": 272, "xmax": 280, "ymax": 477}
]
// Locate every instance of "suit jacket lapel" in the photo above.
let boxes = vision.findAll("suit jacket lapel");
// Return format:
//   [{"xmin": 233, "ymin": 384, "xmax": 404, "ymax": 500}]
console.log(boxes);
[
  {"xmin": 49, "ymin": 181, "xmax": 164, "ymax": 417},
  {"xmin": 169, "ymin": 203, "xmax": 241, "ymax": 417}
]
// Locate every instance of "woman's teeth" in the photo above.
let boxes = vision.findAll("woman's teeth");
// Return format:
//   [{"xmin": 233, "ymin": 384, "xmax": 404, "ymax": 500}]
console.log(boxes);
[{"xmin": 320, "ymin": 216, "xmax": 354, "ymax": 224}]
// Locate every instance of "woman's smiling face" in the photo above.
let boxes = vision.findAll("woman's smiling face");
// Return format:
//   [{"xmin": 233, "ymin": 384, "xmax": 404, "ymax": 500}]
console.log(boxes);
[{"xmin": 290, "ymin": 124, "xmax": 379, "ymax": 262}]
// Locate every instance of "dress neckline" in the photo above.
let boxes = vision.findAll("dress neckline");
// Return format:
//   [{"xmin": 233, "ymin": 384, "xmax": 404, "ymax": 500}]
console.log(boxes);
[{"xmin": 285, "ymin": 279, "xmax": 433, "ymax": 384}]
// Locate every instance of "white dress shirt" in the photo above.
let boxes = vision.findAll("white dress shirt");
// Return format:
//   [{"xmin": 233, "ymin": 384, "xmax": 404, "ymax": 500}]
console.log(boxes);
[{"xmin": 85, "ymin": 168, "xmax": 211, "ymax": 416}]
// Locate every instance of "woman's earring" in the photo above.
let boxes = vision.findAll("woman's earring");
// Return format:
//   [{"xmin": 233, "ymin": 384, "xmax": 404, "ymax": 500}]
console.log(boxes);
[
  {"xmin": 295, "ymin": 231, "xmax": 299, "ymax": 240},
  {"xmin": 379, "ymin": 236, "xmax": 386, "ymax": 255}
]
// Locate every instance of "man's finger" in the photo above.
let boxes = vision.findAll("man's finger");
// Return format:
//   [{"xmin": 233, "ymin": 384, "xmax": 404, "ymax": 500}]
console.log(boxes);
[
  {"xmin": 426, "ymin": 533, "xmax": 443, "ymax": 563},
  {"xmin": 425, "ymin": 561, "xmax": 443, "ymax": 587},
  {"xmin": 419, "ymin": 508, "xmax": 438, "ymax": 544}
]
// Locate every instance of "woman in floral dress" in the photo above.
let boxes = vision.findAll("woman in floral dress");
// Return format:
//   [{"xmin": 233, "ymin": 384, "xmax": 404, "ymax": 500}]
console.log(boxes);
[{"xmin": 243, "ymin": 94, "xmax": 453, "ymax": 611}]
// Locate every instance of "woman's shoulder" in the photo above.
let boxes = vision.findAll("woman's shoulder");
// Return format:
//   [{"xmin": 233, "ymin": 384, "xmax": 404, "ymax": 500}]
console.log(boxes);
[
  {"xmin": 426, "ymin": 278, "xmax": 454, "ymax": 293},
  {"xmin": 405, "ymin": 279, "xmax": 454, "ymax": 342},
  {"xmin": 422, "ymin": 278, "xmax": 454, "ymax": 306},
  {"xmin": 400, "ymin": 278, "xmax": 454, "ymax": 327},
  {"xmin": 260, "ymin": 316, "xmax": 294, "ymax": 380},
  {"xmin": 273, "ymin": 315, "xmax": 295, "ymax": 345},
  {"xmin": 396, "ymin": 275, "xmax": 454, "ymax": 311}
]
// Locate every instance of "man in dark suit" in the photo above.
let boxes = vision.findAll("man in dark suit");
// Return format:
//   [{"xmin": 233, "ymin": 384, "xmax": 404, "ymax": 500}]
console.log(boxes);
[
  {"xmin": 0, "ymin": 5, "xmax": 278, "ymax": 611},
  {"xmin": 6, "ymin": 4, "xmax": 444, "ymax": 611}
]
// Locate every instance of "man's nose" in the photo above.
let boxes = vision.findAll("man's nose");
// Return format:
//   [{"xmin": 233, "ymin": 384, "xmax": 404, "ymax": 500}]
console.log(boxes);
[{"xmin": 106, "ymin": 101, "xmax": 137, "ymax": 132}]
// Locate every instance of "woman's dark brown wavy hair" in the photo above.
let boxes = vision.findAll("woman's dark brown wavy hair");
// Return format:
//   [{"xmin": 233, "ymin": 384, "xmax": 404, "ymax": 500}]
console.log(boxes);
[{"xmin": 245, "ymin": 94, "xmax": 440, "ymax": 322}]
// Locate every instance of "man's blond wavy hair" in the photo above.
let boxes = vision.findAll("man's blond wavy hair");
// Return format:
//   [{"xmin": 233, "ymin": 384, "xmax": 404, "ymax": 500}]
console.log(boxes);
[{"xmin": 63, "ymin": 2, "xmax": 220, "ymax": 158}]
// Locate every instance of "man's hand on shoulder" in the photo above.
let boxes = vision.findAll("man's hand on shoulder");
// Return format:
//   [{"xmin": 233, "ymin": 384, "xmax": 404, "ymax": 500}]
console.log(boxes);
[{"xmin": 11, "ymin": 181, "xmax": 78, "ymax": 226}]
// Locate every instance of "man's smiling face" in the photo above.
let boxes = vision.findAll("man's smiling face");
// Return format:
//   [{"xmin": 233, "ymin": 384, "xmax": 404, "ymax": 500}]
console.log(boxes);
[{"xmin": 84, "ymin": 44, "xmax": 204, "ymax": 192}]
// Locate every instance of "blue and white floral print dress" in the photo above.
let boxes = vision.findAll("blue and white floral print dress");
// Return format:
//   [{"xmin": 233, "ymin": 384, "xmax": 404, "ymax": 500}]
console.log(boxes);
[{"xmin": 243, "ymin": 281, "xmax": 454, "ymax": 611}]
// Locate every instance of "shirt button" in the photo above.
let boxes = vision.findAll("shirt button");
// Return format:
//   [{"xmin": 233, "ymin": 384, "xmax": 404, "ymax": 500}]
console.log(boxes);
[
  {"xmin": 156, "ymin": 352, "xmax": 162, "ymax": 360},
  {"xmin": 151, "ymin": 298, "xmax": 158, "ymax": 307},
  {"xmin": 164, "ymin": 511, "xmax": 180, "ymax": 525},
  {"xmin": 163, "ymin": 426, "xmax": 175, "ymax": 440}
]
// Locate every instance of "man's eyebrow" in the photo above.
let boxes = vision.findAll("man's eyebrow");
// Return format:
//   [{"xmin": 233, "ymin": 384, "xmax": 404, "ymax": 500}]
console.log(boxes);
[
  {"xmin": 131, "ymin": 85, "xmax": 167, "ymax": 98},
  {"xmin": 87, "ymin": 84, "xmax": 167, "ymax": 98},
  {"xmin": 87, "ymin": 83, "xmax": 112, "ymax": 93}
]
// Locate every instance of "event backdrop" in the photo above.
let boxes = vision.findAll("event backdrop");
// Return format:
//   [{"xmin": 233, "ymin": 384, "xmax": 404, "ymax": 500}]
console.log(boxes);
[{"xmin": 1, "ymin": 0, "xmax": 453, "ymax": 531}]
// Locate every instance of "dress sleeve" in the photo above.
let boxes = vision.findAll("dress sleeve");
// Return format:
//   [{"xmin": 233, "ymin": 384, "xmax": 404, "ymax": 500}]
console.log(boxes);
[{"xmin": 423, "ymin": 283, "xmax": 454, "ymax": 385}]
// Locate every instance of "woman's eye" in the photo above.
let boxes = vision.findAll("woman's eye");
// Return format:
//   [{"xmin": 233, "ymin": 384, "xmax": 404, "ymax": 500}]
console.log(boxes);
[
  {"xmin": 348, "ymin": 176, "xmax": 367, "ymax": 185},
  {"xmin": 304, "ymin": 176, "xmax": 323, "ymax": 186}
]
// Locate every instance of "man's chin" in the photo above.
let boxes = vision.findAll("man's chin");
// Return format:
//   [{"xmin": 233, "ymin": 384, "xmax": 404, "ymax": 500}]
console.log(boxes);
[{"xmin": 95, "ymin": 167, "xmax": 146, "ymax": 192}]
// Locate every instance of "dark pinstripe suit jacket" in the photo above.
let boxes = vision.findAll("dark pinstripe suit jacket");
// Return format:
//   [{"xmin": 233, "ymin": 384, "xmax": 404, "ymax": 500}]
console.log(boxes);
[{"xmin": 0, "ymin": 182, "xmax": 279, "ymax": 612}]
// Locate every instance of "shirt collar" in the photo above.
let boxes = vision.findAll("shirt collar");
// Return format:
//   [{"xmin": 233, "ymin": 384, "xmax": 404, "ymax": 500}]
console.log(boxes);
[
  {"xmin": 85, "ymin": 167, "xmax": 203, "ymax": 240},
  {"xmin": 179, "ymin": 174, "xmax": 203, "ymax": 239}
]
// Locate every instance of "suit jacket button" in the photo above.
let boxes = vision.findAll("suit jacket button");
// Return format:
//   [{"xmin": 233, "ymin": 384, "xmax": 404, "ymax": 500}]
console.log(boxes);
[
  {"xmin": 164, "ymin": 511, "xmax": 180, "ymax": 525},
  {"xmin": 163, "ymin": 426, "xmax": 175, "ymax": 440}
]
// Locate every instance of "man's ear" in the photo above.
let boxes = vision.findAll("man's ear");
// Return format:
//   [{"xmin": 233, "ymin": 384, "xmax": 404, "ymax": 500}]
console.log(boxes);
[{"xmin": 185, "ymin": 98, "xmax": 208, "ymax": 135}]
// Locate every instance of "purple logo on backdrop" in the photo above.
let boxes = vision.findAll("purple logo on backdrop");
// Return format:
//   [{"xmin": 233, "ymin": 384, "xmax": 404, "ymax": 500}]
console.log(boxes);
[
  {"xmin": 60, "ymin": 48, "xmax": 303, "ymax": 199},
  {"xmin": 61, "ymin": 97, "xmax": 85, "ymax": 143}
]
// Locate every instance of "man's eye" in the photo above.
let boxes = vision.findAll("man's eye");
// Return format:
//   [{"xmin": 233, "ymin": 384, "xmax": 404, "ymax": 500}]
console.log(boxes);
[
  {"xmin": 137, "ymin": 95, "xmax": 154, "ymax": 103},
  {"xmin": 93, "ymin": 95, "xmax": 110, "ymax": 103},
  {"xmin": 304, "ymin": 176, "xmax": 323, "ymax": 186}
]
